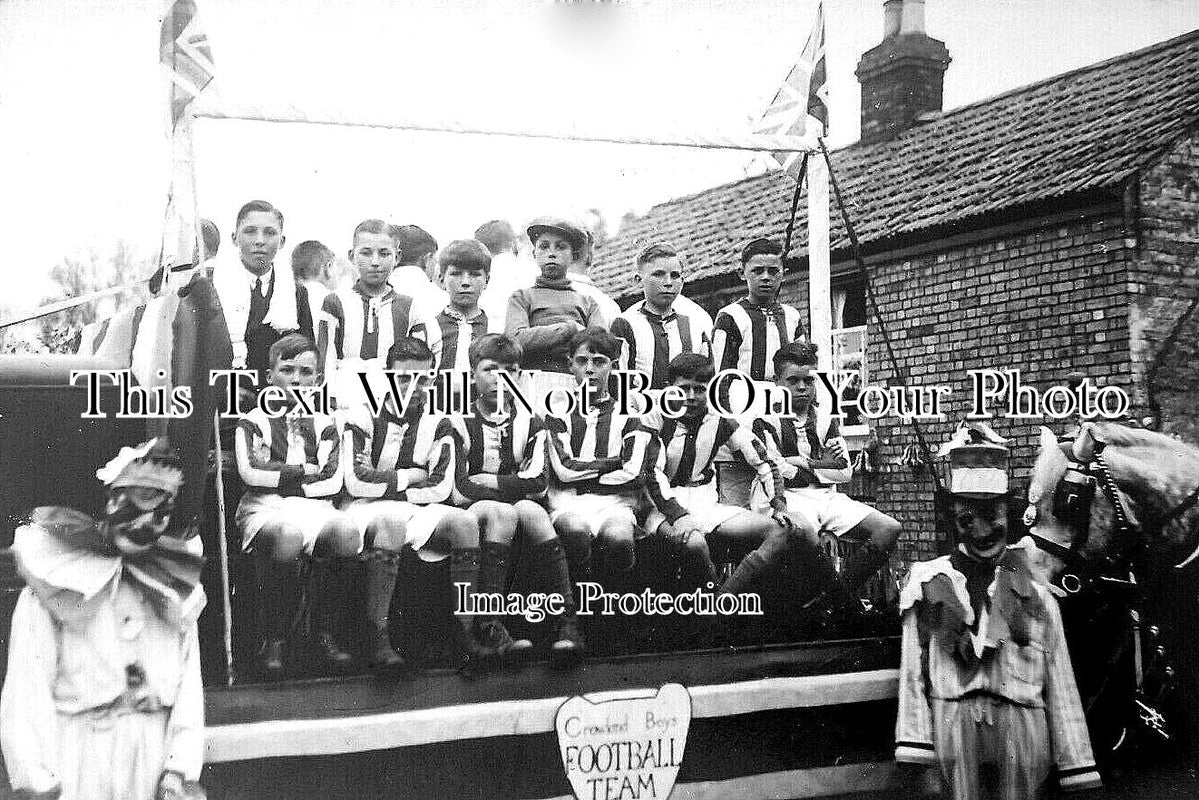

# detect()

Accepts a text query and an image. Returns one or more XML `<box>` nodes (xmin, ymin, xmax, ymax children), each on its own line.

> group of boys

<box><xmin>215</xmin><ymin>200</ymin><xmax>900</xmax><ymax>680</ymax></box>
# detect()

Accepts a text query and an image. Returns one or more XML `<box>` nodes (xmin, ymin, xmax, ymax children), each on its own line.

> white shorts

<box><xmin>753</xmin><ymin>484</ymin><xmax>873</xmax><ymax>538</ymax></box>
<box><xmin>341</xmin><ymin>499</ymin><xmax>458</xmax><ymax>560</ymax></box>
<box><xmin>645</xmin><ymin>482</ymin><xmax>745</xmax><ymax>537</ymax></box>
<box><xmin>548</xmin><ymin>489</ymin><xmax>639</xmax><ymax>537</ymax></box>
<box><xmin>237</xmin><ymin>493</ymin><xmax>355</xmax><ymax>554</ymax></box>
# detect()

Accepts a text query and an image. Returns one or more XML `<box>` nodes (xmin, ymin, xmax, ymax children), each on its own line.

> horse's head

<box><xmin>1027</xmin><ymin>423</ymin><xmax>1199</xmax><ymax>588</ymax></box>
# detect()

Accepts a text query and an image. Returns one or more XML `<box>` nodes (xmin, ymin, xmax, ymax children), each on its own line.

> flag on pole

<box><xmin>752</xmin><ymin>1</ymin><xmax>827</xmax><ymax>171</ymax></box>
<box><xmin>160</xmin><ymin>0</ymin><xmax>215</xmax><ymax>128</ymax></box>
<box><xmin>159</xmin><ymin>0</ymin><xmax>215</xmax><ymax>278</ymax></box>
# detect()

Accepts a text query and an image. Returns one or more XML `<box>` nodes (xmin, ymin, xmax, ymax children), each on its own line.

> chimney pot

<box><xmin>856</xmin><ymin>0</ymin><xmax>950</xmax><ymax>143</ymax></box>
<box><xmin>900</xmin><ymin>0</ymin><xmax>927</xmax><ymax>34</ymax></box>
<box><xmin>883</xmin><ymin>0</ymin><xmax>903</xmax><ymax>37</ymax></box>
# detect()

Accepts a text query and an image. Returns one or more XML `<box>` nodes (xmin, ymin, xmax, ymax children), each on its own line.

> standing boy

<box><xmin>545</xmin><ymin>327</ymin><xmax>646</xmax><ymax>585</ymax></box>
<box><xmin>319</xmin><ymin>219</ymin><xmax>427</xmax><ymax>405</ymax></box>
<box><xmin>292</xmin><ymin>239</ymin><xmax>335</xmax><ymax>328</ymax></box>
<box><xmin>234</xmin><ymin>334</ymin><xmax>360</xmax><ymax>678</ymax></box>
<box><xmin>611</xmin><ymin>243</ymin><xmax>713</xmax><ymax>390</ymax></box>
<box><xmin>389</xmin><ymin>224</ymin><xmax>450</xmax><ymax>311</ymax></box>
<box><xmin>212</xmin><ymin>200</ymin><xmax>315</xmax><ymax>379</ymax></box>
<box><xmin>640</xmin><ymin>354</ymin><xmax>811</xmax><ymax>597</ymax></box>
<box><xmin>452</xmin><ymin>334</ymin><xmax>585</xmax><ymax>668</ymax></box>
<box><xmin>712</xmin><ymin>238</ymin><xmax>805</xmax><ymax>383</ymax></box>
<box><xmin>753</xmin><ymin>342</ymin><xmax>901</xmax><ymax>610</ymax></box>
<box><xmin>341</xmin><ymin>337</ymin><xmax>489</xmax><ymax>672</ymax></box>
<box><xmin>506</xmin><ymin>218</ymin><xmax>605</xmax><ymax>396</ymax></box>
<box><xmin>426</xmin><ymin>239</ymin><xmax>503</xmax><ymax>380</ymax></box>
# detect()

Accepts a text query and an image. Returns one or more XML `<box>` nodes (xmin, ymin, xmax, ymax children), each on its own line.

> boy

<box><xmin>292</xmin><ymin>239</ymin><xmax>335</xmax><ymax>327</ymax></box>
<box><xmin>389</xmin><ymin>223</ymin><xmax>450</xmax><ymax>311</ymax></box>
<box><xmin>640</xmin><ymin>353</ymin><xmax>812</xmax><ymax>597</ymax></box>
<box><xmin>712</xmin><ymin>238</ymin><xmax>805</xmax><ymax>383</ymax></box>
<box><xmin>319</xmin><ymin>219</ymin><xmax>427</xmax><ymax>405</ymax></box>
<box><xmin>896</xmin><ymin>426</ymin><xmax>1101</xmax><ymax>799</ymax></box>
<box><xmin>452</xmin><ymin>334</ymin><xmax>585</xmax><ymax>668</ymax></box>
<box><xmin>506</xmin><ymin>218</ymin><xmax>605</xmax><ymax>395</ymax></box>
<box><xmin>234</xmin><ymin>334</ymin><xmax>360</xmax><ymax>678</ymax></box>
<box><xmin>212</xmin><ymin>200</ymin><xmax>315</xmax><ymax>378</ymax></box>
<box><xmin>611</xmin><ymin>243</ymin><xmax>713</xmax><ymax>389</ymax></box>
<box><xmin>341</xmin><ymin>337</ymin><xmax>489</xmax><ymax>672</ymax></box>
<box><xmin>426</xmin><ymin>239</ymin><xmax>502</xmax><ymax>379</ymax></box>
<box><xmin>545</xmin><ymin>327</ymin><xmax>645</xmax><ymax>583</ymax></box>
<box><xmin>753</xmin><ymin>342</ymin><xmax>901</xmax><ymax>609</ymax></box>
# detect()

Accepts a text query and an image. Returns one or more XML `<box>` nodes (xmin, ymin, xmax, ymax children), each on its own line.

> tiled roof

<box><xmin>593</xmin><ymin>29</ymin><xmax>1199</xmax><ymax>299</ymax></box>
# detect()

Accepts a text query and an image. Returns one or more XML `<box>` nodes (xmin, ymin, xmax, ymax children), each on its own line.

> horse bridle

<box><xmin>1026</xmin><ymin>442</ymin><xmax>1140</xmax><ymax>595</ymax></box>
<box><xmin>1028</xmin><ymin>439</ymin><xmax>1199</xmax><ymax>593</ymax></box>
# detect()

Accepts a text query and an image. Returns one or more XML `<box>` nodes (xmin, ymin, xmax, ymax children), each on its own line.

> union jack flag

<box><xmin>753</xmin><ymin>1</ymin><xmax>827</xmax><ymax>171</ymax></box>
<box><xmin>160</xmin><ymin>0</ymin><xmax>215</xmax><ymax>127</ymax></box>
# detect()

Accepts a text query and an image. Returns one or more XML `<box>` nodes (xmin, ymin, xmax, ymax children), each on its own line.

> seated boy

<box><xmin>611</xmin><ymin>243</ymin><xmax>713</xmax><ymax>390</ymax></box>
<box><xmin>452</xmin><ymin>333</ymin><xmax>585</xmax><ymax>669</ymax></box>
<box><xmin>341</xmin><ymin>337</ymin><xmax>488</xmax><ymax>673</ymax></box>
<box><xmin>640</xmin><ymin>353</ymin><xmax>813</xmax><ymax>597</ymax></box>
<box><xmin>753</xmin><ymin>342</ymin><xmax>901</xmax><ymax>609</ymax></box>
<box><xmin>506</xmin><ymin>218</ymin><xmax>605</xmax><ymax>397</ymax></box>
<box><xmin>426</xmin><ymin>239</ymin><xmax>503</xmax><ymax>380</ymax></box>
<box><xmin>234</xmin><ymin>333</ymin><xmax>361</xmax><ymax>678</ymax></box>
<box><xmin>545</xmin><ymin>327</ymin><xmax>646</xmax><ymax>584</ymax></box>
<box><xmin>319</xmin><ymin>219</ymin><xmax>427</xmax><ymax>405</ymax></box>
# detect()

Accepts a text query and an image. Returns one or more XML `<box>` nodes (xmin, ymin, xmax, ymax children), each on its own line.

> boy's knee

<box><xmin>366</xmin><ymin>515</ymin><xmax>406</xmax><ymax>552</ymax></box>
<box><xmin>319</xmin><ymin>516</ymin><xmax>362</xmax><ymax>557</ymax></box>
<box><xmin>442</xmin><ymin>509</ymin><xmax>479</xmax><ymax>548</ymax></box>
<box><xmin>257</xmin><ymin>522</ymin><xmax>305</xmax><ymax>562</ymax></box>
<box><xmin>875</xmin><ymin>515</ymin><xmax>902</xmax><ymax>548</ymax></box>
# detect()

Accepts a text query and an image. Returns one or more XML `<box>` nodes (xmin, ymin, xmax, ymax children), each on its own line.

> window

<box><xmin>831</xmin><ymin>277</ymin><xmax>868</xmax><ymax>437</ymax></box>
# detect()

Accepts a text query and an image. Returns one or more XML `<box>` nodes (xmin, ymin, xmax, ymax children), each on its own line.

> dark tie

<box><xmin>247</xmin><ymin>277</ymin><xmax>268</xmax><ymax>333</ymax></box>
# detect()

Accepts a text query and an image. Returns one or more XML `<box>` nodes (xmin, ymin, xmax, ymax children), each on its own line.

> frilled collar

<box><xmin>13</xmin><ymin>507</ymin><xmax>205</xmax><ymax>627</ymax></box>
<box><xmin>901</xmin><ymin>538</ymin><xmax>1044</xmax><ymax>666</ymax></box>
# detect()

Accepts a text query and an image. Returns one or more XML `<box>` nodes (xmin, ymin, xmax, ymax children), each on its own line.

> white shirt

<box><xmin>569</xmin><ymin>272</ymin><xmax>620</xmax><ymax>325</ymax></box>
<box><xmin>479</xmin><ymin>251</ymin><xmax>538</xmax><ymax>325</ymax></box>
<box><xmin>388</xmin><ymin>264</ymin><xmax>449</xmax><ymax>318</ymax></box>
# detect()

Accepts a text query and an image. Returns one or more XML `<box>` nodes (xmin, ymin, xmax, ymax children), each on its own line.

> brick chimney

<box><xmin>856</xmin><ymin>0</ymin><xmax>951</xmax><ymax>143</ymax></box>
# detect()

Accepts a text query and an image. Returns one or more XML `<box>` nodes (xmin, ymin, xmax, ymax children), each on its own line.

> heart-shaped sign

<box><xmin>556</xmin><ymin>683</ymin><xmax>692</xmax><ymax>800</ymax></box>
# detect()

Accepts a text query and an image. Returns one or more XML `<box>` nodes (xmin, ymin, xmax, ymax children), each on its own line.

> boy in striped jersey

<box><xmin>711</xmin><ymin>238</ymin><xmax>805</xmax><ymax>384</ymax></box>
<box><xmin>545</xmin><ymin>328</ymin><xmax>646</xmax><ymax>585</ymax></box>
<box><xmin>340</xmin><ymin>337</ymin><xmax>482</xmax><ymax>673</ymax></box>
<box><xmin>234</xmin><ymin>334</ymin><xmax>360</xmax><ymax>678</ymax></box>
<box><xmin>426</xmin><ymin>239</ymin><xmax>501</xmax><ymax>379</ymax></box>
<box><xmin>453</xmin><ymin>334</ymin><xmax>585</xmax><ymax>669</ymax></box>
<box><xmin>319</xmin><ymin>219</ymin><xmax>427</xmax><ymax>405</ymax></box>
<box><xmin>610</xmin><ymin>243</ymin><xmax>713</xmax><ymax>390</ymax></box>
<box><xmin>753</xmin><ymin>342</ymin><xmax>900</xmax><ymax>610</ymax></box>
<box><xmin>640</xmin><ymin>353</ymin><xmax>814</xmax><ymax>597</ymax></box>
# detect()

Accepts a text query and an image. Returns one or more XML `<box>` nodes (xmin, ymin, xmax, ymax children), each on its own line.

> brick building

<box><xmin>592</xmin><ymin>13</ymin><xmax>1199</xmax><ymax>561</ymax></box>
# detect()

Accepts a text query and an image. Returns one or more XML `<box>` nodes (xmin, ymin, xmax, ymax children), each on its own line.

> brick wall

<box><xmin>764</xmin><ymin>210</ymin><xmax>1136</xmax><ymax>564</ymax></box>
<box><xmin>1128</xmin><ymin>130</ymin><xmax>1199</xmax><ymax>444</ymax></box>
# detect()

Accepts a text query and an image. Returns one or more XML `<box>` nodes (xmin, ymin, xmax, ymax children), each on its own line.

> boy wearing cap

<box><xmin>712</xmin><ymin>238</ymin><xmax>805</xmax><ymax>384</ymax></box>
<box><xmin>426</xmin><ymin>239</ymin><xmax>502</xmax><ymax>379</ymax></box>
<box><xmin>506</xmin><ymin>218</ymin><xmax>606</xmax><ymax>394</ymax></box>
<box><xmin>2</xmin><ymin>438</ymin><xmax>206</xmax><ymax>800</ymax></box>
<box><xmin>611</xmin><ymin>243</ymin><xmax>714</xmax><ymax>389</ymax></box>
<box><xmin>895</xmin><ymin>423</ymin><xmax>1101</xmax><ymax>799</ymax></box>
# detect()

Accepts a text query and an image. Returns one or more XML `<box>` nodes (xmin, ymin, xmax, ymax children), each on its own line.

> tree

<box><xmin>35</xmin><ymin>242</ymin><xmax>153</xmax><ymax>354</ymax></box>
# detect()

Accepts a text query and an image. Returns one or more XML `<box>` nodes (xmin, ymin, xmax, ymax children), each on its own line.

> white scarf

<box><xmin>213</xmin><ymin>256</ymin><xmax>299</xmax><ymax>368</ymax></box>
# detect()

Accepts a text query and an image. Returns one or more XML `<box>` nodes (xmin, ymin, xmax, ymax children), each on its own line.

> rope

<box><xmin>817</xmin><ymin>140</ymin><xmax>943</xmax><ymax>496</ymax></box>
<box><xmin>0</xmin><ymin>280</ymin><xmax>147</xmax><ymax>330</ymax></box>
<box><xmin>193</xmin><ymin>104</ymin><xmax>819</xmax><ymax>154</ymax></box>
<box><xmin>782</xmin><ymin>154</ymin><xmax>810</xmax><ymax>260</ymax></box>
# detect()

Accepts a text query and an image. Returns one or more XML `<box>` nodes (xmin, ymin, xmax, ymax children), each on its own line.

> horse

<box><xmin>1026</xmin><ymin>422</ymin><xmax>1199</xmax><ymax>763</ymax></box>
